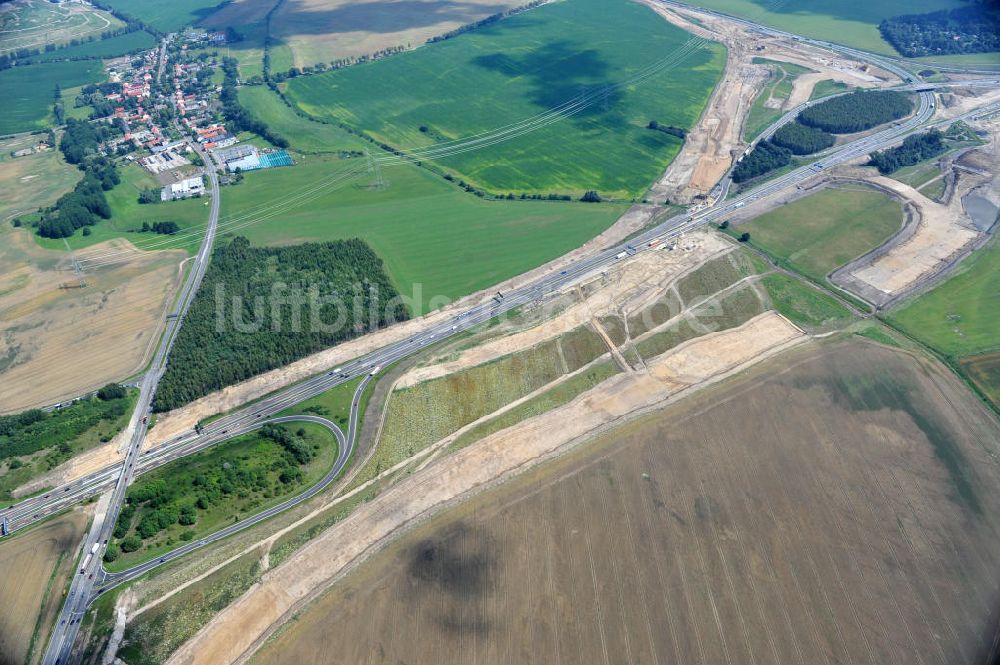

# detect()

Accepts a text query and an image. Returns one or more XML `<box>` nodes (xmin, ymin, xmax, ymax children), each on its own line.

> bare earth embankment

<box><xmin>249</xmin><ymin>339</ymin><xmax>1000</xmax><ymax>665</ymax></box>
<box><xmin>166</xmin><ymin>309</ymin><xmax>806</xmax><ymax>665</ymax></box>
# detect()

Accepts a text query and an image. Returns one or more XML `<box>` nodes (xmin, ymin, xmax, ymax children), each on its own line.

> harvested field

<box><xmin>0</xmin><ymin>230</ymin><xmax>184</xmax><ymax>413</ymax></box>
<box><xmin>0</xmin><ymin>134</ymin><xmax>81</xmax><ymax>224</ymax></box>
<box><xmin>250</xmin><ymin>339</ymin><xmax>1000</xmax><ymax>665</ymax></box>
<box><xmin>207</xmin><ymin>0</ymin><xmax>525</xmax><ymax>68</ymax></box>
<box><xmin>0</xmin><ymin>508</ymin><xmax>90</xmax><ymax>665</ymax></box>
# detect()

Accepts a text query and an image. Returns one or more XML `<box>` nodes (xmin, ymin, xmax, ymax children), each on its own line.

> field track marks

<box><xmin>758</xmin><ymin>409</ymin><xmax>858</xmax><ymax>665</ymax></box>
<box><xmin>698</xmin><ymin>419</ymin><xmax>796</xmax><ymax>665</ymax></box>
<box><xmin>851</xmin><ymin>438</ymin><xmax>972</xmax><ymax>664</ymax></box>
<box><xmin>707</xmin><ymin>415</ymin><xmax>811</xmax><ymax>665</ymax></box>
<box><xmin>575</xmin><ymin>480</ymin><xmax>611</xmax><ymax>665</ymax></box>
<box><xmin>608</xmin><ymin>464</ymin><xmax>661</xmax><ymax>665</ymax></box>
<box><xmin>672</xmin><ymin>450</ymin><xmax>736</xmax><ymax>665</ymax></box>
<box><xmin>635</xmin><ymin>445</ymin><xmax>702</xmax><ymax>665</ymax></box>
<box><xmin>807</xmin><ymin>433</ymin><xmax>920</xmax><ymax>665</ymax></box>
<box><xmin>589</xmin><ymin>465</ymin><xmax>636</xmax><ymax>665</ymax></box>
<box><xmin>881</xmin><ymin>462</ymin><xmax>994</xmax><ymax>659</ymax></box>
<box><xmin>793</xmin><ymin>419</ymin><xmax>897</xmax><ymax>665</ymax></box>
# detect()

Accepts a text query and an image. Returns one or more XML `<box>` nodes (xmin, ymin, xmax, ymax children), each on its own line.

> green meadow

<box><xmin>238</xmin><ymin>86</ymin><xmax>367</xmax><ymax>154</ymax></box>
<box><xmin>737</xmin><ymin>187</ymin><xmax>902</xmax><ymax>284</ymax></box>
<box><xmin>889</xmin><ymin>237</ymin><xmax>1000</xmax><ymax>359</ymax></box>
<box><xmin>1</xmin><ymin>60</ymin><xmax>103</xmax><ymax>135</ymax></box>
<box><xmin>683</xmin><ymin>0</ymin><xmax>972</xmax><ymax>55</ymax></box>
<box><xmin>34</xmin><ymin>162</ymin><xmax>211</xmax><ymax>252</ymax></box>
<box><xmin>284</xmin><ymin>0</ymin><xmax>725</xmax><ymax>198</ymax></box>
<box><xmin>217</xmin><ymin>157</ymin><xmax>624</xmax><ymax>310</ymax></box>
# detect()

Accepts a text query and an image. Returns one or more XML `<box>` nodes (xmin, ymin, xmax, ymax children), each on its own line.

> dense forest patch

<box><xmin>869</xmin><ymin>129</ymin><xmax>946</xmax><ymax>174</ymax></box>
<box><xmin>798</xmin><ymin>90</ymin><xmax>913</xmax><ymax>134</ymax></box>
<box><xmin>770</xmin><ymin>122</ymin><xmax>835</xmax><ymax>155</ymax></box>
<box><xmin>880</xmin><ymin>6</ymin><xmax>1000</xmax><ymax>57</ymax></box>
<box><xmin>154</xmin><ymin>237</ymin><xmax>407</xmax><ymax>411</ymax></box>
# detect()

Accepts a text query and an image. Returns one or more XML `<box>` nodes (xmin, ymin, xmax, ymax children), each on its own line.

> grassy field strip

<box><xmin>1</xmin><ymin>60</ymin><xmax>104</xmax><ymax>134</ymax></box>
<box><xmin>734</xmin><ymin>186</ymin><xmax>904</xmax><ymax>286</ymax></box>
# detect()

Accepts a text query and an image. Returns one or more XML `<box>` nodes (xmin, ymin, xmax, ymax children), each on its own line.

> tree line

<box><xmin>220</xmin><ymin>56</ymin><xmax>289</xmax><ymax>148</ymax></box>
<box><xmin>153</xmin><ymin>236</ymin><xmax>409</xmax><ymax>411</ymax></box>
<box><xmin>880</xmin><ymin>6</ymin><xmax>1000</xmax><ymax>58</ymax></box>
<box><xmin>36</xmin><ymin>119</ymin><xmax>121</xmax><ymax>239</ymax></box>
<box><xmin>0</xmin><ymin>385</ymin><xmax>130</xmax><ymax>462</ymax></box>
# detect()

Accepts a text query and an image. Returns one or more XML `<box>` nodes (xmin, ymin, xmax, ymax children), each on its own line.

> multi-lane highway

<box><xmin>13</xmin><ymin>19</ymin><xmax>999</xmax><ymax>663</ymax></box>
<box><xmin>40</xmin><ymin>137</ymin><xmax>222</xmax><ymax>664</ymax></box>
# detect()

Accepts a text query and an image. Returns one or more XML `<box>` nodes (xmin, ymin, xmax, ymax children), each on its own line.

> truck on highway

<box><xmin>615</xmin><ymin>251</ymin><xmax>628</xmax><ymax>260</ymax></box>
<box><xmin>80</xmin><ymin>543</ymin><xmax>98</xmax><ymax>573</ymax></box>
<box><xmin>647</xmin><ymin>239</ymin><xmax>662</xmax><ymax>248</ymax></box>
<box><xmin>370</xmin><ymin>366</ymin><xmax>381</xmax><ymax>376</ymax></box>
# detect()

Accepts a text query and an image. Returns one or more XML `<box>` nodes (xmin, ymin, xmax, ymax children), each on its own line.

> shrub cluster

<box><xmin>869</xmin><ymin>129</ymin><xmax>946</xmax><ymax>174</ymax></box>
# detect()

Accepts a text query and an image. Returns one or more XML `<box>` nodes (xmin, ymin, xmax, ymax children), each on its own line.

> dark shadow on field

<box><xmin>265</xmin><ymin>0</ymin><xmax>512</xmax><ymax>36</ymax></box>
<box><xmin>788</xmin><ymin>347</ymin><xmax>982</xmax><ymax>515</ymax></box>
<box><xmin>472</xmin><ymin>40</ymin><xmax>625</xmax><ymax>121</ymax></box>
<box><xmin>737</xmin><ymin>0</ymin><xmax>903</xmax><ymax>25</ymax></box>
<box><xmin>403</xmin><ymin>521</ymin><xmax>494</xmax><ymax>636</ymax></box>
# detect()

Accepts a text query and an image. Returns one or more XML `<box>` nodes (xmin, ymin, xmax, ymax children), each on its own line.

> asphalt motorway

<box><xmin>39</xmin><ymin>138</ymin><xmax>222</xmax><ymax>665</ymax></box>
<box><xmin>11</xmin><ymin>91</ymin><xmax>999</xmax><ymax>545</ymax></box>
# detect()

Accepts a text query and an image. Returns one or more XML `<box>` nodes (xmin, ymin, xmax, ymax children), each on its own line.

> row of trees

<box><xmin>36</xmin><ymin>119</ymin><xmax>122</xmax><ymax>238</ymax></box>
<box><xmin>219</xmin><ymin>57</ymin><xmax>289</xmax><ymax>148</ymax></box>
<box><xmin>153</xmin><ymin>237</ymin><xmax>408</xmax><ymax>411</ymax></box>
<box><xmin>798</xmin><ymin>90</ymin><xmax>912</xmax><ymax>134</ymax></box>
<box><xmin>869</xmin><ymin>129</ymin><xmax>946</xmax><ymax>174</ymax></box>
<box><xmin>646</xmin><ymin>120</ymin><xmax>686</xmax><ymax>139</ymax></box>
<box><xmin>880</xmin><ymin>6</ymin><xmax>1000</xmax><ymax>57</ymax></box>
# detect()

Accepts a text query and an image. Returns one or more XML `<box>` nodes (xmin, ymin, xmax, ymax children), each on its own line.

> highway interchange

<box><xmin>2</xmin><ymin>8</ymin><xmax>996</xmax><ymax>663</ymax></box>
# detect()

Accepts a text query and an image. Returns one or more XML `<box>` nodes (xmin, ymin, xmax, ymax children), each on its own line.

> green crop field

<box><xmin>28</xmin><ymin>30</ymin><xmax>157</xmax><ymax>63</ymax></box>
<box><xmin>744</xmin><ymin>58</ymin><xmax>814</xmax><ymax>141</ymax></box>
<box><xmin>684</xmin><ymin>0</ymin><xmax>973</xmax><ymax>55</ymax></box>
<box><xmin>238</xmin><ymin>86</ymin><xmax>367</xmax><ymax>154</ymax></box>
<box><xmin>33</xmin><ymin>162</ymin><xmax>211</xmax><ymax>253</ymax></box>
<box><xmin>738</xmin><ymin>187</ymin><xmax>903</xmax><ymax>283</ymax></box>
<box><xmin>889</xmin><ymin>237</ymin><xmax>1000</xmax><ymax>358</ymax></box>
<box><xmin>284</xmin><ymin>0</ymin><xmax>725</xmax><ymax>198</ymax></box>
<box><xmin>218</xmin><ymin>157</ymin><xmax>623</xmax><ymax>310</ymax></box>
<box><xmin>97</xmin><ymin>0</ymin><xmax>224</xmax><ymax>32</ymax></box>
<box><xmin>1</xmin><ymin>60</ymin><xmax>104</xmax><ymax>135</ymax></box>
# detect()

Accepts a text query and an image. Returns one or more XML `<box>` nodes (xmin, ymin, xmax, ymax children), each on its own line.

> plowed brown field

<box><xmin>251</xmin><ymin>339</ymin><xmax>1000</xmax><ymax>665</ymax></box>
